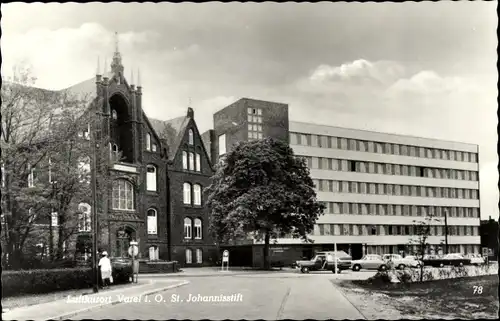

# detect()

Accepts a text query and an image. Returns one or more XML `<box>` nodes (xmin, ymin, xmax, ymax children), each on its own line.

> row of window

<box><xmin>248</xmin><ymin>107</ymin><xmax>263</xmax><ymax>140</ymax></box>
<box><xmin>311</xmin><ymin>224</ymin><xmax>480</xmax><ymax>237</ymax></box>
<box><xmin>320</xmin><ymin>202</ymin><xmax>480</xmax><ymax>218</ymax></box>
<box><xmin>182</xmin><ymin>151</ymin><xmax>202</xmax><ymax>172</ymax></box>
<box><xmin>147</xmin><ymin>247</ymin><xmax>204</xmax><ymax>263</ymax></box>
<box><xmin>364</xmin><ymin>244</ymin><xmax>479</xmax><ymax>256</ymax></box>
<box><xmin>185</xmin><ymin>248</ymin><xmax>203</xmax><ymax>264</ymax></box>
<box><xmin>302</xmin><ymin>156</ymin><xmax>479</xmax><ymax>181</ymax></box>
<box><xmin>184</xmin><ymin>217</ymin><xmax>203</xmax><ymax>239</ymax></box>
<box><xmin>313</xmin><ymin>179</ymin><xmax>480</xmax><ymax>200</ymax></box>
<box><xmin>290</xmin><ymin>132</ymin><xmax>478</xmax><ymax>163</ymax></box>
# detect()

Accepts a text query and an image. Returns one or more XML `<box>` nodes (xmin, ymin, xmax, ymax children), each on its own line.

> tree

<box><xmin>408</xmin><ymin>211</ymin><xmax>442</xmax><ymax>282</ymax></box>
<box><xmin>1</xmin><ymin>66</ymin><xmax>113</xmax><ymax>268</ymax></box>
<box><xmin>205</xmin><ymin>137</ymin><xmax>325</xmax><ymax>269</ymax></box>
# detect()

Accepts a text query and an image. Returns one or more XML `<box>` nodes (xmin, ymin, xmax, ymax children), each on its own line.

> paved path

<box><xmin>72</xmin><ymin>274</ymin><xmax>366</xmax><ymax>320</ymax></box>
<box><xmin>2</xmin><ymin>279</ymin><xmax>188</xmax><ymax>321</ymax></box>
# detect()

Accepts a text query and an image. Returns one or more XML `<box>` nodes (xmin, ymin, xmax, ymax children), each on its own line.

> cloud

<box><xmin>1</xmin><ymin>23</ymin><xmax>195</xmax><ymax>90</ymax></box>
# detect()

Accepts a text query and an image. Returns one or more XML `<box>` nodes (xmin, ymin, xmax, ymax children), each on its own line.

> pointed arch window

<box><xmin>193</xmin><ymin>184</ymin><xmax>202</xmax><ymax>206</ymax></box>
<box><xmin>149</xmin><ymin>246</ymin><xmax>159</xmax><ymax>260</ymax></box>
<box><xmin>112</xmin><ymin>179</ymin><xmax>134</xmax><ymax>210</ymax></box>
<box><xmin>188</xmin><ymin>129</ymin><xmax>194</xmax><ymax>145</ymax></box>
<box><xmin>185</xmin><ymin>248</ymin><xmax>192</xmax><ymax>264</ymax></box>
<box><xmin>78</xmin><ymin>203</ymin><xmax>92</xmax><ymax>232</ymax></box>
<box><xmin>184</xmin><ymin>218</ymin><xmax>192</xmax><ymax>239</ymax></box>
<box><xmin>146</xmin><ymin>165</ymin><xmax>157</xmax><ymax>192</ymax></box>
<box><xmin>146</xmin><ymin>133</ymin><xmax>151</xmax><ymax>151</ymax></box>
<box><xmin>28</xmin><ymin>164</ymin><xmax>35</xmax><ymax>187</ymax></box>
<box><xmin>194</xmin><ymin>218</ymin><xmax>202</xmax><ymax>239</ymax></box>
<box><xmin>195</xmin><ymin>152</ymin><xmax>201</xmax><ymax>172</ymax></box>
<box><xmin>189</xmin><ymin>152</ymin><xmax>195</xmax><ymax>170</ymax></box>
<box><xmin>196</xmin><ymin>249</ymin><xmax>202</xmax><ymax>263</ymax></box>
<box><xmin>183</xmin><ymin>183</ymin><xmax>192</xmax><ymax>204</ymax></box>
<box><xmin>147</xmin><ymin>208</ymin><xmax>157</xmax><ymax>234</ymax></box>
<box><xmin>182</xmin><ymin>151</ymin><xmax>188</xmax><ymax>170</ymax></box>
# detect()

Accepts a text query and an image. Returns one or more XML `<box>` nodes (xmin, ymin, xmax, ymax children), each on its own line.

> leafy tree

<box><xmin>408</xmin><ymin>211</ymin><xmax>442</xmax><ymax>282</ymax></box>
<box><xmin>1</xmin><ymin>67</ymin><xmax>114</xmax><ymax>268</ymax></box>
<box><xmin>205</xmin><ymin>137</ymin><xmax>325</xmax><ymax>269</ymax></box>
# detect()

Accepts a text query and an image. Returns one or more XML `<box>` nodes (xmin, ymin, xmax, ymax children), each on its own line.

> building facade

<box><xmin>206</xmin><ymin>98</ymin><xmax>482</xmax><ymax>266</ymax></box>
<box><xmin>207</xmin><ymin>98</ymin><xmax>289</xmax><ymax>162</ymax></box>
<box><xmin>150</xmin><ymin>108</ymin><xmax>217</xmax><ymax>266</ymax></box>
<box><xmin>284</xmin><ymin>121</ymin><xmax>481</xmax><ymax>259</ymax></box>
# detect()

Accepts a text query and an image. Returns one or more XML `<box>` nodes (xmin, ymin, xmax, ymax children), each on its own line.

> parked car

<box><xmin>382</xmin><ymin>254</ymin><xmax>422</xmax><ymax>269</ymax></box>
<box><xmin>404</xmin><ymin>256</ymin><xmax>424</xmax><ymax>267</ymax></box>
<box><xmin>295</xmin><ymin>251</ymin><xmax>352</xmax><ymax>274</ymax></box>
<box><xmin>466</xmin><ymin>254</ymin><xmax>486</xmax><ymax>266</ymax></box>
<box><xmin>423</xmin><ymin>253</ymin><xmax>470</xmax><ymax>267</ymax></box>
<box><xmin>351</xmin><ymin>254</ymin><xmax>388</xmax><ymax>272</ymax></box>
<box><xmin>442</xmin><ymin>253</ymin><xmax>471</xmax><ymax>266</ymax></box>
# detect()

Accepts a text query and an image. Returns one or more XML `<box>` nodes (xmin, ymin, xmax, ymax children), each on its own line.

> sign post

<box><xmin>221</xmin><ymin>250</ymin><xmax>229</xmax><ymax>272</ymax></box>
<box><xmin>129</xmin><ymin>241</ymin><xmax>139</xmax><ymax>283</ymax></box>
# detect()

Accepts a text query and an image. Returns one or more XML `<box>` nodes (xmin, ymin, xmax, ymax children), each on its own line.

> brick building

<box><xmin>149</xmin><ymin>108</ymin><xmax>217</xmax><ymax>266</ymax></box>
<box><xmin>4</xmin><ymin>43</ymin><xmax>217</xmax><ymax>267</ymax></box>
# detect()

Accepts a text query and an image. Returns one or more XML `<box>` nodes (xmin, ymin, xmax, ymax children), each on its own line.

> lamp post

<box><xmin>90</xmin><ymin>104</ymin><xmax>100</xmax><ymax>293</ymax></box>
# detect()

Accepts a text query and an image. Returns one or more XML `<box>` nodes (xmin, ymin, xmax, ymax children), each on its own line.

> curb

<box><xmin>44</xmin><ymin>280</ymin><xmax>190</xmax><ymax>321</ymax></box>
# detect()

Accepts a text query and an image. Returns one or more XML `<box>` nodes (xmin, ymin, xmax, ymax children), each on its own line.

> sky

<box><xmin>2</xmin><ymin>2</ymin><xmax>498</xmax><ymax>220</ymax></box>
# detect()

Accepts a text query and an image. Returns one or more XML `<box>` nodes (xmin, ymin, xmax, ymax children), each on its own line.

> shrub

<box><xmin>2</xmin><ymin>268</ymin><xmax>93</xmax><ymax>297</ymax></box>
<box><xmin>396</xmin><ymin>270</ymin><xmax>413</xmax><ymax>284</ymax></box>
<box><xmin>365</xmin><ymin>271</ymin><xmax>392</xmax><ymax>285</ymax></box>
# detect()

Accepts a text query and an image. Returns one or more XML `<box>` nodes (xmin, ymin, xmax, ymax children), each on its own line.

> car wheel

<box><xmin>301</xmin><ymin>267</ymin><xmax>309</xmax><ymax>274</ymax></box>
<box><xmin>379</xmin><ymin>265</ymin><xmax>387</xmax><ymax>271</ymax></box>
<box><xmin>398</xmin><ymin>264</ymin><xmax>406</xmax><ymax>270</ymax></box>
<box><xmin>352</xmin><ymin>264</ymin><xmax>361</xmax><ymax>272</ymax></box>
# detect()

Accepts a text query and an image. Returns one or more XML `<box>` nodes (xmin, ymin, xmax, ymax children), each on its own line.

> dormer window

<box><xmin>112</xmin><ymin>109</ymin><xmax>118</xmax><ymax>120</ymax></box>
<box><xmin>188</xmin><ymin>129</ymin><xmax>194</xmax><ymax>145</ymax></box>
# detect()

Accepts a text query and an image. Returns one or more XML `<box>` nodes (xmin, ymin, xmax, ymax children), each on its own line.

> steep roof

<box><xmin>149</xmin><ymin>116</ymin><xmax>190</xmax><ymax>161</ymax></box>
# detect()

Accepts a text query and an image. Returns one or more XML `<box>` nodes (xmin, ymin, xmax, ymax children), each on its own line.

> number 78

<box><xmin>473</xmin><ymin>286</ymin><xmax>483</xmax><ymax>294</ymax></box>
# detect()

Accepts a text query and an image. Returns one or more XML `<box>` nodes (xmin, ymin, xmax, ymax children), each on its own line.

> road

<box><xmin>72</xmin><ymin>271</ymin><xmax>369</xmax><ymax>320</ymax></box>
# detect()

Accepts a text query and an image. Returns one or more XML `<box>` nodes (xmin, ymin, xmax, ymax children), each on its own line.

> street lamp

<box><xmin>90</xmin><ymin>102</ymin><xmax>100</xmax><ymax>293</ymax></box>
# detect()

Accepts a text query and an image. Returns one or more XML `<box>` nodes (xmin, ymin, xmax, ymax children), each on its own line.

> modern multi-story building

<box><xmin>206</xmin><ymin>98</ymin><xmax>482</xmax><ymax>266</ymax></box>
<box><xmin>202</xmin><ymin>98</ymin><xmax>289</xmax><ymax>163</ymax></box>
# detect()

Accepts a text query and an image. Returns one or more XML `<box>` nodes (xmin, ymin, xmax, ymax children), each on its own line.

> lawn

<box><xmin>337</xmin><ymin>275</ymin><xmax>499</xmax><ymax>320</ymax></box>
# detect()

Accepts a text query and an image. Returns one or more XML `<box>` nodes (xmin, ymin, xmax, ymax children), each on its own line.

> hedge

<box><xmin>2</xmin><ymin>268</ymin><xmax>93</xmax><ymax>297</ymax></box>
<box><xmin>357</xmin><ymin>264</ymin><xmax>497</xmax><ymax>286</ymax></box>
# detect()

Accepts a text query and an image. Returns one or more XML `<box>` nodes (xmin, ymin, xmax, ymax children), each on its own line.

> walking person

<box><xmin>98</xmin><ymin>251</ymin><xmax>112</xmax><ymax>288</ymax></box>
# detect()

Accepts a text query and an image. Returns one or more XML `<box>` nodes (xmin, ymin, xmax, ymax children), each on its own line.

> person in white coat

<box><xmin>98</xmin><ymin>251</ymin><xmax>112</xmax><ymax>288</ymax></box>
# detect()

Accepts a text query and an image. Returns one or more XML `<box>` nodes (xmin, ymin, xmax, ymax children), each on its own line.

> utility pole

<box><xmin>444</xmin><ymin>209</ymin><xmax>449</xmax><ymax>254</ymax></box>
<box><xmin>90</xmin><ymin>104</ymin><xmax>99</xmax><ymax>293</ymax></box>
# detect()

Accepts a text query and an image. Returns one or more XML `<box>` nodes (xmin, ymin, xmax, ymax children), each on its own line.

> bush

<box><xmin>2</xmin><ymin>268</ymin><xmax>93</xmax><ymax>297</ymax></box>
<box><xmin>365</xmin><ymin>271</ymin><xmax>392</xmax><ymax>285</ymax></box>
<box><xmin>395</xmin><ymin>270</ymin><xmax>413</xmax><ymax>284</ymax></box>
